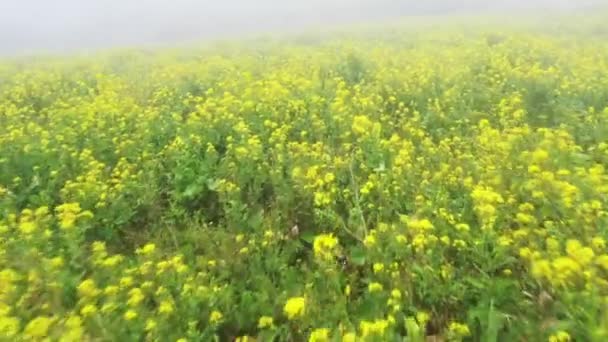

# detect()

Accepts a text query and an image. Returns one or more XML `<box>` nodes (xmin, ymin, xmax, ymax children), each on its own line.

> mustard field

<box><xmin>1</xmin><ymin>16</ymin><xmax>608</xmax><ymax>341</ymax></box>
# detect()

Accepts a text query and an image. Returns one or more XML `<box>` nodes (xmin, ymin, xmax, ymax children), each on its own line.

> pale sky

<box><xmin>0</xmin><ymin>0</ymin><xmax>602</xmax><ymax>54</ymax></box>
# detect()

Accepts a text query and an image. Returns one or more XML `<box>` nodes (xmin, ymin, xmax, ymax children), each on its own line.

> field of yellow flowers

<box><xmin>1</xmin><ymin>16</ymin><xmax>608</xmax><ymax>341</ymax></box>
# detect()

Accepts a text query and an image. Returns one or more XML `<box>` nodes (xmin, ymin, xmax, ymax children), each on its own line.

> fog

<box><xmin>0</xmin><ymin>0</ymin><xmax>603</xmax><ymax>55</ymax></box>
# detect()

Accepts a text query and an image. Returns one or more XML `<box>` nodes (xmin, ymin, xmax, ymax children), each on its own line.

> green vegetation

<box><xmin>1</xmin><ymin>14</ymin><xmax>608</xmax><ymax>341</ymax></box>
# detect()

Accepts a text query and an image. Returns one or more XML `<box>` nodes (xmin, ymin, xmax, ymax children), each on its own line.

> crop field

<box><xmin>1</xmin><ymin>15</ymin><xmax>608</xmax><ymax>341</ymax></box>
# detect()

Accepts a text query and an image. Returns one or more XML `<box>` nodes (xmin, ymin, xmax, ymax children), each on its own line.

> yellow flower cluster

<box><xmin>1</xmin><ymin>13</ymin><xmax>608</xmax><ymax>341</ymax></box>
<box><xmin>530</xmin><ymin>238</ymin><xmax>608</xmax><ymax>288</ymax></box>
<box><xmin>284</xmin><ymin>297</ymin><xmax>306</xmax><ymax>320</ymax></box>
<box><xmin>359</xmin><ymin>319</ymin><xmax>390</xmax><ymax>338</ymax></box>
<box><xmin>313</xmin><ymin>233</ymin><xmax>339</xmax><ymax>261</ymax></box>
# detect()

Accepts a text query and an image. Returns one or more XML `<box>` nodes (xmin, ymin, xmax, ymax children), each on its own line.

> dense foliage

<box><xmin>1</xmin><ymin>17</ymin><xmax>608</xmax><ymax>341</ymax></box>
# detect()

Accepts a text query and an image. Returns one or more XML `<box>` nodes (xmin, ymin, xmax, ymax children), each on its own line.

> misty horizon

<box><xmin>0</xmin><ymin>0</ymin><xmax>604</xmax><ymax>55</ymax></box>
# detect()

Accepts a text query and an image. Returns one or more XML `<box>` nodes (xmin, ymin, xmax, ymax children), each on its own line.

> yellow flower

<box><xmin>159</xmin><ymin>300</ymin><xmax>175</xmax><ymax>315</ymax></box>
<box><xmin>531</xmin><ymin>149</ymin><xmax>549</xmax><ymax>163</ymax></box>
<box><xmin>120</xmin><ymin>276</ymin><xmax>134</xmax><ymax>288</ymax></box>
<box><xmin>313</xmin><ymin>233</ymin><xmax>339</xmax><ymax>261</ymax></box>
<box><xmin>546</xmin><ymin>238</ymin><xmax>560</xmax><ymax>252</ymax></box>
<box><xmin>61</xmin><ymin>315</ymin><xmax>84</xmax><ymax>342</ymax></box>
<box><xmin>80</xmin><ymin>304</ymin><xmax>98</xmax><ymax>316</ymax></box>
<box><xmin>455</xmin><ymin>223</ymin><xmax>470</xmax><ymax>232</ymax></box>
<box><xmin>101</xmin><ymin>302</ymin><xmax>118</xmax><ymax>314</ymax></box>
<box><xmin>360</xmin><ymin>319</ymin><xmax>389</xmax><ymax>337</ymax></box>
<box><xmin>314</xmin><ymin>191</ymin><xmax>332</xmax><ymax>206</ymax></box>
<box><xmin>448</xmin><ymin>322</ymin><xmax>471</xmax><ymax>337</ymax></box>
<box><xmin>391</xmin><ymin>289</ymin><xmax>402</xmax><ymax>299</ymax></box>
<box><xmin>145</xmin><ymin>319</ymin><xmax>157</xmax><ymax>331</ymax></box>
<box><xmin>102</xmin><ymin>255</ymin><xmax>124</xmax><ymax>267</ymax></box>
<box><xmin>531</xmin><ymin>259</ymin><xmax>552</xmax><ymax>280</ymax></box>
<box><xmin>264</xmin><ymin>230</ymin><xmax>275</xmax><ymax>239</ymax></box>
<box><xmin>56</xmin><ymin>202</ymin><xmax>85</xmax><ymax>230</ymax></box>
<box><xmin>342</xmin><ymin>332</ymin><xmax>357</xmax><ymax>342</ymax></box>
<box><xmin>440</xmin><ymin>235</ymin><xmax>451</xmax><ymax>245</ymax></box>
<box><xmin>124</xmin><ymin>310</ymin><xmax>138</xmax><ymax>321</ymax></box>
<box><xmin>596</xmin><ymin>255</ymin><xmax>608</xmax><ymax>270</ymax></box>
<box><xmin>368</xmin><ymin>282</ymin><xmax>383</xmax><ymax>293</ymax></box>
<box><xmin>416</xmin><ymin>311</ymin><xmax>430</xmax><ymax>326</ymax></box>
<box><xmin>363</xmin><ymin>234</ymin><xmax>377</xmax><ymax>247</ymax></box>
<box><xmin>516</xmin><ymin>213</ymin><xmax>536</xmax><ymax>225</ymax></box>
<box><xmin>0</xmin><ymin>316</ymin><xmax>20</xmax><ymax>337</ymax></box>
<box><xmin>209</xmin><ymin>310</ymin><xmax>223</xmax><ymax>324</ymax></box>
<box><xmin>24</xmin><ymin>316</ymin><xmax>54</xmax><ymax>338</ymax></box>
<box><xmin>352</xmin><ymin>115</ymin><xmax>374</xmax><ymax>135</ymax></box>
<box><xmin>284</xmin><ymin>297</ymin><xmax>306</xmax><ymax>320</ymax></box>
<box><xmin>519</xmin><ymin>247</ymin><xmax>533</xmax><ymax>259</ymax></box>
<box><xmin>412</xmin><ymin>234</ymin><xmax>428</xmax><ymax>251</ymax></box>
<box><xmin>18</xmin><ymin>220</ymin><xmax>37</xmax><ymax>234</ymax></box>
<box><xmin>77</xmin><ymin>278</ymin><xmax>100</xmax><ymax>298</ymax></box>
<box><xmin>373</xmin><ymin>263</ymin><xmax>385</xmax><ymax>273</ymax></box>
<box><xmin>592</xmin><ymin>237</ymin><xmax>606</xmax><ymax>251</ymax></box>
<box><xmin>552</xmin><ymin>257</ymin><xmax>581</xmax><ymax>283</ymax></box>
<box><xmin>258</xmin><ymin>316</ymin><xmax>274</xmax><ymax>329</ymax></box>
<box><xmin>91</xmin><ymin>241</ymin><xmax>106</xmax><ymax>254</ymax></box>
<box><xmin>548</xmin><ymin>330</ymin><xmax>571</xmax><ymax>342</ymax></box>
<box><xmin>309</xmin><ymin>328</ymin><xmax>330</xmax><ymax>342</ymax></box>
<box><xmin>47</xmin><ymin>256</ymin><xmax>64</xmax><ymax>269</ymax></box>
<box><xmin>565</xmin><ymin>240</ymin><xmax>594</xmax><ymax>266</ymax></box>
<box><xmin>127</xmin><ymin>288</ymin><xmax>145</xmax><ymax>307</ymax></box>
<box><xmin>104</xmin><ymin>285</ymin><xmax>119</xmax><ymax>296</ymax></box>
<box><xmin>408</xmin><ymin>218</ymin><xmax>434</xmax><ymax>231</ymax></box>
<box><xmin>137</xmin><ymin>243</ymin><xmax>156</xmax><ymax>255</ymax></box>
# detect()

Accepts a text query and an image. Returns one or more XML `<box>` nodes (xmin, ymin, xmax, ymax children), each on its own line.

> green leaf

<box><xmin>468</xmin><ymin>299</ymin><xmax>505</xmax><ymax>342</ymax></box>
<box><xmin>301</xmin><ymin>231</ymin><xmax>316</xmax><ymax>244</ymax></box>
<box><xmin>350</xmin><ymin>246</ymin><xmax>367</xmax><ymax>266</ymax></box>
<box><xmin>206</xmin><ymin>178</ymin><xmax>220</xmax><ymax>191</ymax></box>
<box><xmin>373</xmin><ymin>162</ymin><xmax>386</xmax><ymax>173</ymax></box>
<box><xmin>182</xmin><ymin>183</ymin><xmax>203</xmax><ymax>198</ymax></box>
<box><xmin>485</xmin><ymin>300</ymin><xmax>503</xmax><ymax>342</ymax></box>
<box><xmin>404</xmin><ymin>318</ymin><xmax>425</xmax><ymax>342</ymax></box>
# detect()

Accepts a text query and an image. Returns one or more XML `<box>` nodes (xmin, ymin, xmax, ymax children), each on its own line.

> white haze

<box><xmin>0</xmin><ymin>0</ymin><xmax>603</xmax><ymax>55</ymax></box>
